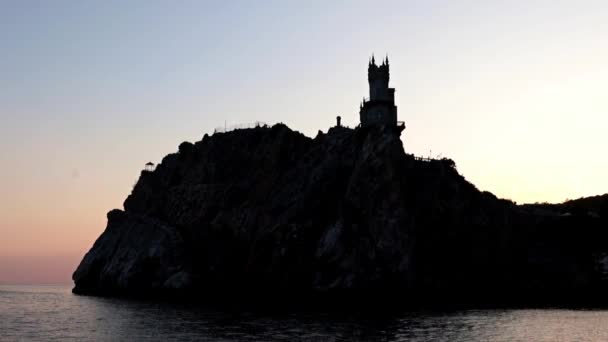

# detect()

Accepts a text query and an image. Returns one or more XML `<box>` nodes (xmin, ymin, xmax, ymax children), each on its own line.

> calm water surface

<box><xmin>1</xmin><ymin>285</ymin><xmax>608</xmax><ymax>341</ymax></box>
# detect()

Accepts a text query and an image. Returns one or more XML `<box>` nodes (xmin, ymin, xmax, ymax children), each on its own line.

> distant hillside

<box><xmin>522</xmin><ymin>195</ymin><xmax>608</xmax><ymax>219</ymax></box>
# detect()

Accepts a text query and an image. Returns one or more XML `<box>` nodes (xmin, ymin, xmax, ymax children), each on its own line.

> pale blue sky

<box><xmin>1</xmin><ymin>0</ymin><xmax>608</xmax><ymax>281</ymax></box>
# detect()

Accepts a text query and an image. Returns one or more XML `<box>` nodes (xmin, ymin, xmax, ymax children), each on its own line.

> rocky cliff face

<box><xmin>73</xmin><ymin>124</ymin><xmax>608</xmax><ymax>305</ymax></box>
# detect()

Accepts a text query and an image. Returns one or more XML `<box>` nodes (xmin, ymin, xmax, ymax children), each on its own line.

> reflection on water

<box><xmin>1</xmin><ymin>285</ymin><xmax>608</xmax><ymax>341</ymax></box>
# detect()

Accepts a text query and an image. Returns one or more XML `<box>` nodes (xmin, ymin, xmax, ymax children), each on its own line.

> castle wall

<box><xmin>370</xmin><ymin>79</ymin><xmax>389</xmax><ymax>100</ymax></box>
<box><xmin>360</xmin><ymin>102</ymin><xmax>397</xmax><ymax>126</ymax></box>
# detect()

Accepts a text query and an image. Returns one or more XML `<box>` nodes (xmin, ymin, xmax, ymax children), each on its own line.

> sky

<box><xmin>1</xmin><ymin>0</ymin><xmax>607</xmax><ymax>284</ymax></box>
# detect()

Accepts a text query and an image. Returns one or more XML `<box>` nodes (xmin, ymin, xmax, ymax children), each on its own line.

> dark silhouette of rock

<box><xmin>73</xmin><ymin>124</ymin><xmax>608</xmax><ymax>307</ymax></box>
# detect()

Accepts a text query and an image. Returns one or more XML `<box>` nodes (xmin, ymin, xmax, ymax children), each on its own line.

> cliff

<box><xmin>73</xmin><ymin>124</ymin><xmax>608</xmax><ymax>306</ymax></box>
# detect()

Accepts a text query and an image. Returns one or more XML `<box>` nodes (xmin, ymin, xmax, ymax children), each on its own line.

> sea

<box><xmin>2</xmin><ymin>285</ymin><xmax>608</xmax><ymax>341</ymax></box>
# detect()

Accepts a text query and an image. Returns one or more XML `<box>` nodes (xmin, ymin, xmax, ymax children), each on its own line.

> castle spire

<box><xmin>385</xmin><ymin>54</ymin><xmax>389</xmax><ymax>65</ymax></box>
<box><xmin>371</xmin><ymin>54</ymin><xmax>375</xmax><ymax>65</ymax></box>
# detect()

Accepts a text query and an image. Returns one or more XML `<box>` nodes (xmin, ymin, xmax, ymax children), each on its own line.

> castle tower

<box><xmin>359</xmin><ymin>55</ymin><xmax>399</xmax><ymax>127</ymax></box>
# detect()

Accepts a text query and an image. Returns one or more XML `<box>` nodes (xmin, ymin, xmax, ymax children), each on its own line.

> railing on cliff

<box><xmin>412</xmin><ymin>156</ymin><xmax>435</xmax><ymax>162</ymax></box>
<box><xmin>214</xmin><ymin>121</ymin><xmax>268</xmax><ymax>134</ymax></box>
<box><xmin>407</xmin><ymin>153</ymin><xmax>457</xmax><ymax>169</ymax></box>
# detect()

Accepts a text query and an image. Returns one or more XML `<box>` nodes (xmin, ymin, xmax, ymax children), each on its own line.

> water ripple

<box><xmin>2</xmin><ymin>285</ymin><xmax>608</xmax><ymax>341</ymax></box>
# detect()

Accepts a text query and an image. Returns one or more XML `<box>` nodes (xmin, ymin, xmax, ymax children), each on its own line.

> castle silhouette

<box><xmin>359</xmin><ymin>55</ymin><xmax>402</xmax><ymax>129</ymax></box>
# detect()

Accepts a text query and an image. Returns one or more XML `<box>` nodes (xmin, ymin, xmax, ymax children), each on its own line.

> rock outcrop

<box><xmin>73</xmin><ymin>124</ymin><xmax>608</xmax><ymax>306</ymax></box>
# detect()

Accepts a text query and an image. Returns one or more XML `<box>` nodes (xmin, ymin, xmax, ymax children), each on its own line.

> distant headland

<box><xmin>73</xmin><ymin>57</ymin><xmax>608</xmax><ymax>307</ymax></box>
